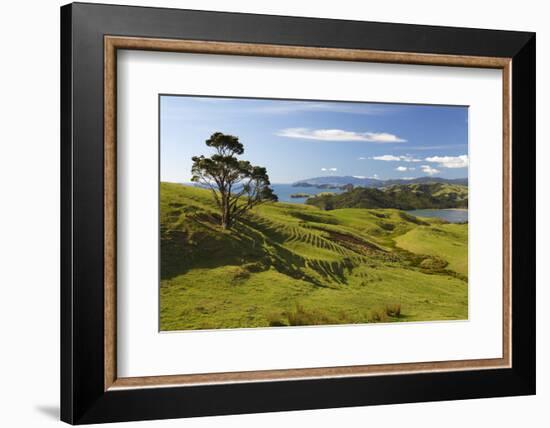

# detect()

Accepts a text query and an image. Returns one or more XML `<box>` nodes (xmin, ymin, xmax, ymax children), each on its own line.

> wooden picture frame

<box><xmin>61</xmin><ymin>2</ymin><xmax>535</xmax><ymax>424</ymax></box>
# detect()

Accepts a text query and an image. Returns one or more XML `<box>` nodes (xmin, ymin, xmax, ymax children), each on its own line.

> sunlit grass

<box><xmin>160</xmin><ymin>182</ymin><xmax>468</xmax><ymax>331</ymax></box>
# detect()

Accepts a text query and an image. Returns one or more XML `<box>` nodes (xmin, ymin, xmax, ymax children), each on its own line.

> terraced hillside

<box><xmin>160</xmin><ymin>182</ymin><xmax>468</xmax><ymax>331</ymax></box>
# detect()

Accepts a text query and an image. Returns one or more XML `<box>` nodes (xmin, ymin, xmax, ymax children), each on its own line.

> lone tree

<box><xmin>191</xmin><ymin>132</ymin><xmax>277</xmax><ymax>229</ymax></box>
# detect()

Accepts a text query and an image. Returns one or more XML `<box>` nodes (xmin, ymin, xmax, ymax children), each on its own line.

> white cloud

<box><xmin>372</xmin><ymin>155</ymin><xmax>400</xmax><ymax>161</ymax></box>
<box><xmin>321</xmin><ymin>167</ymin><xmax>338</xmax><ymax>172</ymax></box>
<box><xmin>363</xmin><ymin>132</ymin><xmax>407</xmax><ymax>143</ymax></box>
<box><xmin>401</xmin><ymin>155</ymin><xmax>422</xmax><ymax>163</ymax></box>
<box><xmin>425</xmin><ymin>155</ymin><xmax>468</xmax><ymax>168</ymax></box>
<box><xmin>358</xmin><ymin>157</ymin><xmax>367</xmax><ymax>160</ymax></box>
<box><xmin>371</xmin><ymin>155</ymin><xmax>421</xmax><ymax>162</ymax></box>
<box><xmin>395</xmin><ymin>166</ymin><xmax>415</xmax><ymax>172</ymax></box>
<box><xmin>420</xmin><ymin>165</ymin><xmax>440</xmax><ymax>176</ymax></box>
<box><xmin>352</xmin><ymin>174</ymin><xmax>379</xmax><ymax>179</ymax></box>
<box><xmin>277</xmin><ymin>128</ymin><xmax>406</xmax><ymax>143</ymax></box>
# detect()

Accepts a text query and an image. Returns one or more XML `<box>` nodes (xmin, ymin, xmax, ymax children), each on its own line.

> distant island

<box><xmin>292</xmin><ymin>183</ymin><xmax>341</xmax><ymax>189</ymax></box>
<box><xmin>306</xmin><ymin>182</ymin><xmax>468</xmax><ymax>211</ymax></box>
<box><xmin>293</xmin><ymin>176</ymin><xmax>468</xmax><ymax>189</ymax></box>
<box><xmin>290</xmin><ymin>192</ymin><xmax>312</xmax><ymax>198</ymax></box>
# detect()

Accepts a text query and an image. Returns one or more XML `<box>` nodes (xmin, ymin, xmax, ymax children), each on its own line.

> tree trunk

<box><xmin>221</xmin><ymin>214</ymin><xmax>231</xmax><ymax>229</ymax></box>
<box><xmin>221</xmin><ymin>194</ymin><xmax>231</xmax><ymax>229</ymax></box>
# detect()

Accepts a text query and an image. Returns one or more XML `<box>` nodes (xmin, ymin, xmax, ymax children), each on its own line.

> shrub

<box><xmin>266</xmin><ymin>312</ymin><xmax>287</xmax><ymax>327</ymax></box>
<box><xmin>398</xmin><ymin>211</ymin><xmax>428</xmax><ymax>225</ymax></box>
<box><xmin>323</xmin><ymin>201</ymin><xmax>334</xmax><ymax>211</ymax></box>
<box><xmin>419</xmin><ymin>256</ymin><xmax>448</xmax><ymax>271</ymax></box>
<box><xmin>369</xmin><ymin>303</ymin><xmax>402</xmax><ymax>322</ymax></box>
<box><xmin>336</xmin><ymin>310</ymin><xmax>354</xmax><ymax>323</ymax></box>
<box><xmin>385</xmin><ymin>303</ymin><xmax>401</xmax><ymax>318</ymax></box>
<box><xmin>368</xmin><ymin>309</ymin><xmax>388</xmax><ymax>323</ymax></box>
<box><xmin>378</xmin><ymin>221</ymin><xmax>395</xmax><ymax>231</ymax></box>
<box><xmin>228</xmin><ymin>266</ymin><xmax>251</xmax><ymax>281</ymax></box>
<box><xmin>284</xmin><ymin>304</ymin><xmax>333</xmax><ymax>326</ymax></box>
<box><xmin>195</xmin><ymin>306</ymin><xmax>208</xmax><ymax>314</ymax></box>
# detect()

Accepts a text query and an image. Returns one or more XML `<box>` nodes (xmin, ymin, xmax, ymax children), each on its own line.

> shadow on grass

<box><xmin>160</xmin><ymin>212</ymin><xmax>338</xmax><ymax>288</ymax></box>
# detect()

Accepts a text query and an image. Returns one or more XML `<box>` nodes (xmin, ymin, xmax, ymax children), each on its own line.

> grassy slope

<box><xmin>160</xmin><ymin>182</ymin><xmax>468</xmax><ymax>330</ymax></box>
<box><xmin>394</xmin><ymin>224</ymin><xmax>468</xmax><ymax>276</ymax></box>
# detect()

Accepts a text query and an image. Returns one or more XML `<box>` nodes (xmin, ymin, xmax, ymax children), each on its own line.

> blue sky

<box><xmin>160</xmin><ymin>95</ymin><xmax>468</xmax><ymax>184</ymax></box>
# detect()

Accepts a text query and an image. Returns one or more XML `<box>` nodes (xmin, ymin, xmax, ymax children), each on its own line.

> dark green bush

<box><xmin>419</xmin><ymin>256</ymin><xmax>448</xmax><ymax>271</ymax></box>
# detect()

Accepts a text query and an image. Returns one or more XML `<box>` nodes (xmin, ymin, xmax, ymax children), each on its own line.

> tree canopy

<box><xmin>191</xmin><ymin>132</ymin><xmax>277</xmax><ymax>229</ymax></box>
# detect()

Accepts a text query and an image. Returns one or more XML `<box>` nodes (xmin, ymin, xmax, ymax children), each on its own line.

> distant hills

<box><xmin>293</xmin><ymin>176</ymin><xmax>468</xmax><ymax>188</ymax></box>
<box><xmin>305</xmin><ymin>182</ymin><xmax>468</xmax><ymax>211</ymax></box>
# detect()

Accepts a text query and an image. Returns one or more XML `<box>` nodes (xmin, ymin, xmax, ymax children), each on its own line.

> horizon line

<box><xmin>167</xmin><ymin>175</ymin><xmax>469</xmax><ymax>185</ymax></box>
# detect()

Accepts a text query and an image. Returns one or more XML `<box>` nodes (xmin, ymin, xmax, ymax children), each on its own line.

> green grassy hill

<box><xmin>160</xmin><ymin>182</ymin><xmax>468</xmax><ymax>331</ymax></box>
<box><xmin>306</xmin><ymin>182</ymin><xmax>468</xmax><ymax>211</ymax></box>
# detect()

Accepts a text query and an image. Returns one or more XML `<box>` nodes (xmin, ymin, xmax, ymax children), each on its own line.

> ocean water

<box><xmin>405</xmin><ymin>209</ymin><xmax>468</xmax><ymax>223</ymax></box>
<box><xmin>183</xmin><ymin>183</ymin><xmax>467</xmax><ymax>221</ymax></box>
<box><xmin>271</xmin><ymin>184</ymin><xmax>344</xmax><ymax>204</ymax></box>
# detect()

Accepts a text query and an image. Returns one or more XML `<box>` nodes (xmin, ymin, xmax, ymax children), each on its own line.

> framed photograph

<box><xmin>61</xmin><ymin>2</ymin><xmax>535</xmax><ymax>424</ymax></box>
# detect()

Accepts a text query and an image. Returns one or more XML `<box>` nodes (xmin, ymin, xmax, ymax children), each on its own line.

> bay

<box><xmin>405</xmin><ymin>209</ymin><xmax>468</xmax><ymax>223</ymax></box>
<box><xmin>271</xmin><ymin>184</ymin><xmax>344</xmax><ymax>204</ymax></box>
